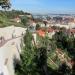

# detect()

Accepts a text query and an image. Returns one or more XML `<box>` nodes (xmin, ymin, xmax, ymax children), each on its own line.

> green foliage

<box><xmin>16</xmin><ymin>29</ymin><xmax>75</xmax><ymax>75</ymax></box>
<box><xmin>24</xmin><ymin>30</ymin><xmax>33</xmax><ymax>48</ymax></box>
<box><xmin>58</xmin><ymin>62</ymin><xmax>71</xmax><ymax>75</ymax></box>
<box><xmin>36</xmin><ymin>47</ymin><xmax>48</xmax><ymax>75</ymax></box>
<box><xmin>36</xmin><ymin>24</ymin><xmax>40</xmax><ymax>30</ymax></box>
<box><xmin>0</xmin><ymin>0</ymin><xmax>11</xmax><ymax>9</ymax></box>
<box><xmin>53</xmin><ymin>31</ymin><xmax>68</xmax><ymax>49</ymax></box>
<box><xmin>37</xmin><ymin>35</ymin><xmax>56</xmax><ymax>52</ymax></box>
<box><xmin>53</xmin><ymin>30</ymin><xmax>75</xmax><ymax>58</ymax></box>
<box><xmin>0</xmin><ymin>10</ymin><xmax>27</xmax><ymax>27</ymax></box>
<box><xmin>21</xmin><ymin>16</ymin><xmax>28</xmax><ymax>27</ymax></box>
<box><xmin>1</xmin><ymin>10</ymin><xmax>25</xmax><ymax>19</ymax></box>
<box><xmin>15</xmin><ymin>30</ymin><xmax>39</xmax><ymax>75</ymax></box>
<box><xmin>37</xmin><ymin>35</ymin><xmax>58</xmax><ymax>70</ymax></box>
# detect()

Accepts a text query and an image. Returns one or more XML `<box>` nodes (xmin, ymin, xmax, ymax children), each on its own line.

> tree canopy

<box><xmin>0</xmin><ymin>0</ymin><xmax>11</xmax><ymax>9</ymax></box>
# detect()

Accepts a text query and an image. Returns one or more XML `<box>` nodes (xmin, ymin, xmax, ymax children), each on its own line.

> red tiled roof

<box><xmin>36</xmin><ymin>29</ymin><xmax>45</xmax><ymax>37</ymax></box>
<box><xmin>70</xmin><ymin>29</ymin><xmax>75</xmax><ymax>33</ymax></box>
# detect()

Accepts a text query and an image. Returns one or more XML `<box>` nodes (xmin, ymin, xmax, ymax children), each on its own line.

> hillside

<box><xmin>0</xmin><ymin>10</ymin><xmax>31</xmax><ymax>27</ymax></box>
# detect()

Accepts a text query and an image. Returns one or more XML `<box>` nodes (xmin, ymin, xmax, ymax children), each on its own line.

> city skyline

<box><xmin>11</xmin><ymin>0</ymin><xmax>75</xmax><ymax>14</ymax></box>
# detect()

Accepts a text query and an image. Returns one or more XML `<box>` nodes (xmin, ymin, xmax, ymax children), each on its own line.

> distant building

<box><xmin>53</xmin><ymin>16</ymin><xmax>63</xmax><ymax>24</ymax></box>
<box><xmin>47</xmin><ymin>28</ymin><xmax>56</xmax><ymax>38</ymax></box>
<box><xmin>10</xmin><ymin>17</ymin><xmax>21</xmax><ymax>23</ymax></box>
<box><xmin>14</xmin><ymin>17</ymin><xmax>21</xmax><ymax>23</ymax></box>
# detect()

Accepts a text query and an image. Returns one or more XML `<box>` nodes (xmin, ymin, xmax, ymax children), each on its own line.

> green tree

<box><xmin>21</xmin><ymin>16</ymin><xmax>28</xmax><ymax>27</ymax></box>
<box><xmin>71</xmin><ymin>57</ymin><xmax>75</xmax><ymax>75</ymax></box>
<box><xmin>15</xmin><ymin>30</ymin><xmax>38</xmax><ymax>75</ymax></box>
<box><xmin>0</xmin><ymin>0</ymin><xmax>11</xmax><ymax>9</ymax></box>
<box><xmin>53</xmin><ymin>30</ymin><xmax>68</xmax><ymax>49</ymax></box>
<box><xmin>24</xmin><ymin>30</ymin><xmax>33</xmax><ymax>48</ymax></box>
<box><xmin>38</xmin><ymin>36</ymin><xmax>56</xmax><ymax>52</ymax></box>
<box><xmin>36</xmin><ymin>47</ymin><xmax>48</xmax><ymax>75</ymax></box>
<box><xmin>36</xmin><ymin>24</ymin><xmax>40</xmax><ymax>30</ymax></box>
<box><xmin>58</xmin><ymin>62</ymin><xmax>71</xmax><ymax>75</ymax></box>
